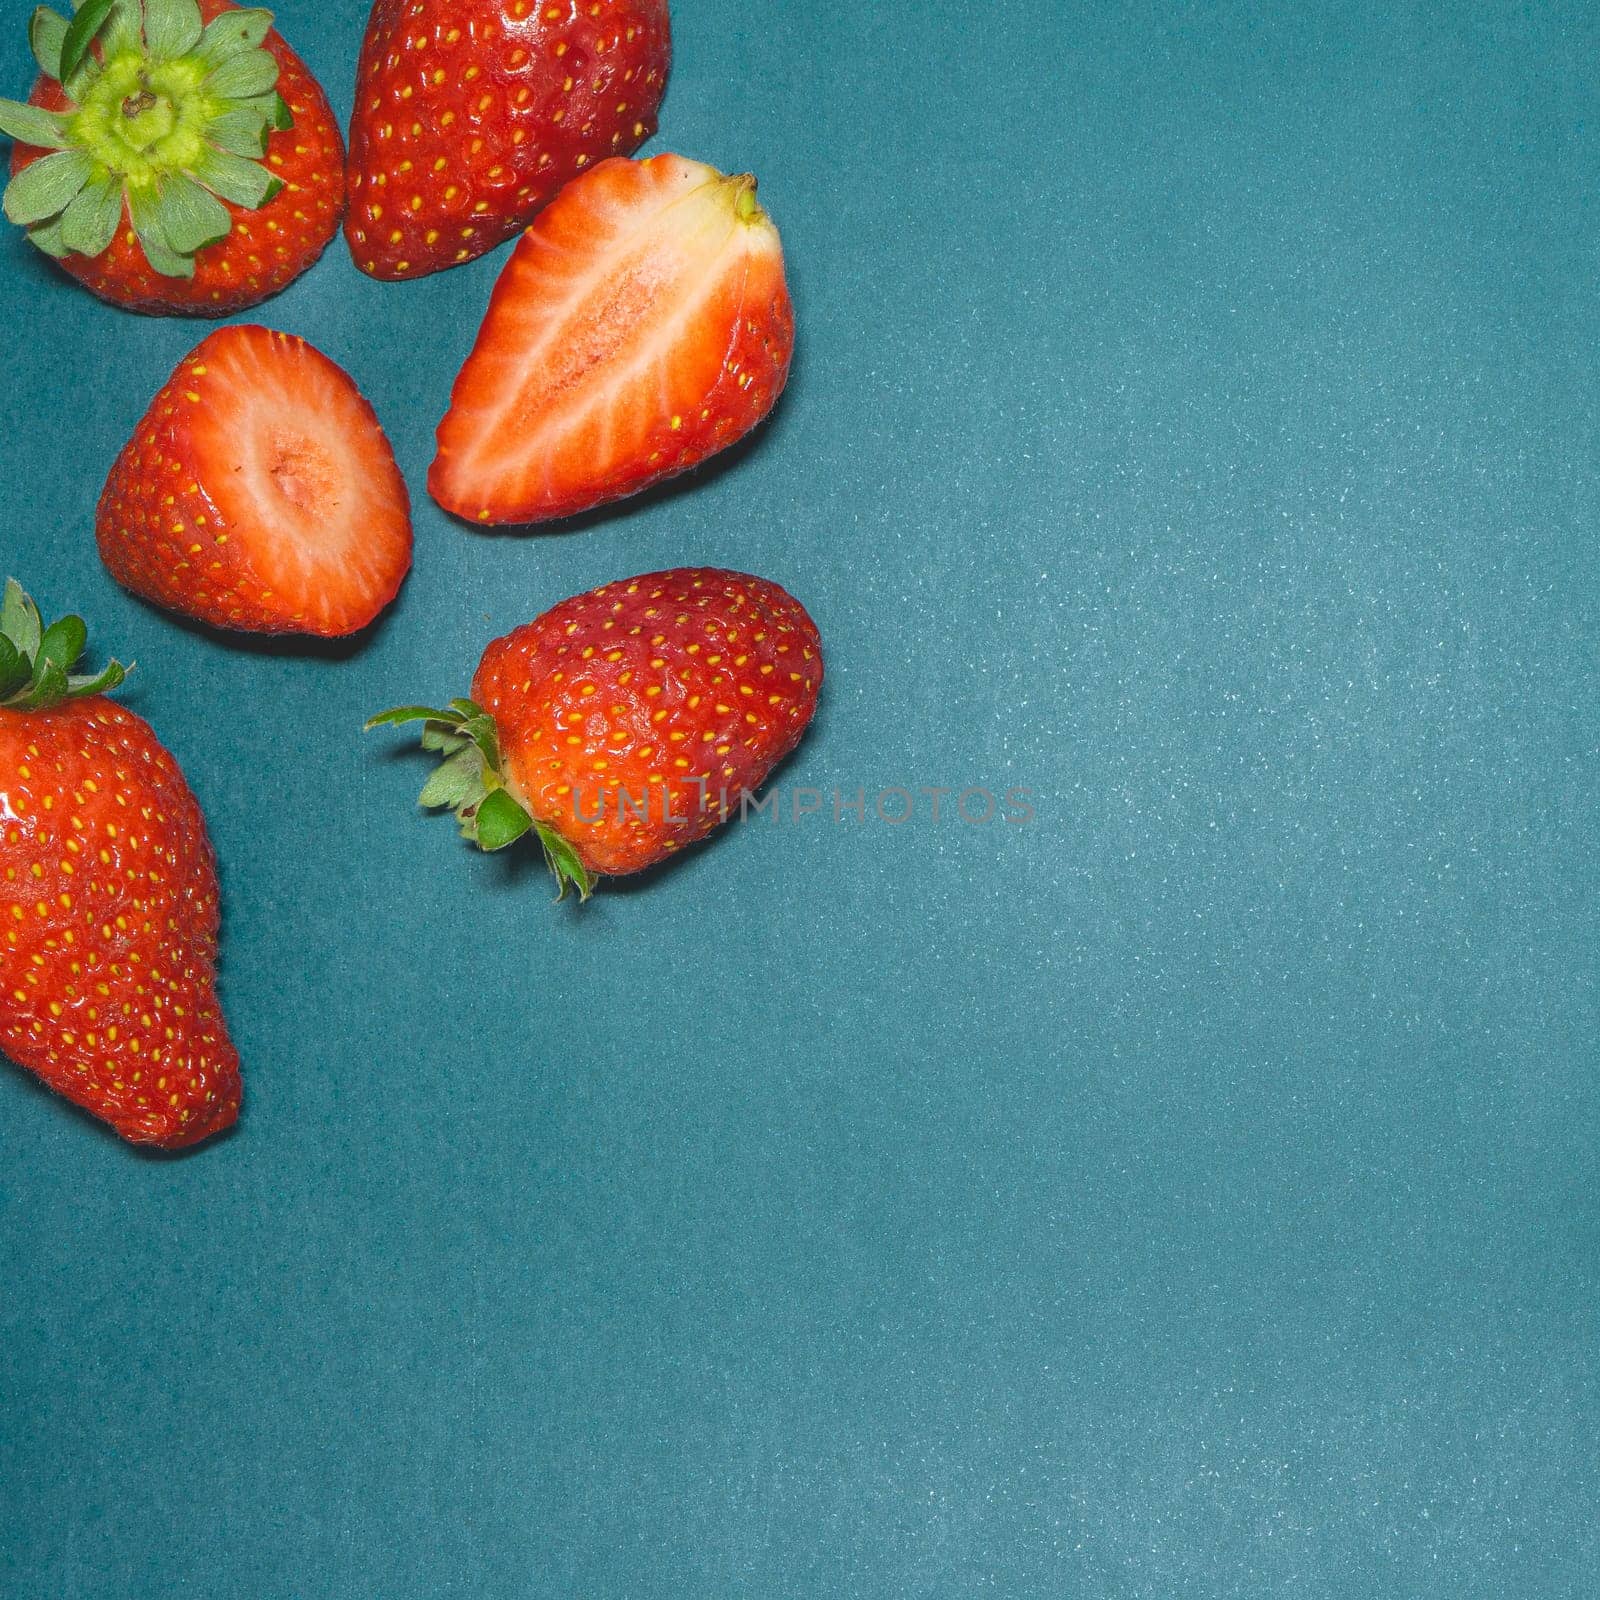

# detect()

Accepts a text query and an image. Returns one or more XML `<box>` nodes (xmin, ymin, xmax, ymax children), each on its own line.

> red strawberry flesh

<box><xmin>431</xmin><ymin>153</ymin><xmax>794</xmax><ymax>524</ymax></box>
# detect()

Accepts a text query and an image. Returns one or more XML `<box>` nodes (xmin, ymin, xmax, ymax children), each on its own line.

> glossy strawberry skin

<box><xmin>0</xmin><ymin>699</ymin><xmax>240</xmax><ymax>1148</ymax></box>
<box><xmin>9</xmin><ymin>0</ymin><xmax>345</xmax><ymax>316</ymax></box>
<box><xmin>431</xmin><ymin>153</ymin><xmax>794</xmax><ymax>524</ymax></box>
<box><xmin>473</xmin><ymin>569</ymin><xmax>821</xmax><ymax>876</ymax></box>
<box><xmin>344</xmin><ymin>0</ymin><xmax>669</xmax><ymax>280</ymax></box>
<box><xmin>96</xmin><ymin>325</ymin><xmax>413</xmax><ymax>637</ymax></box>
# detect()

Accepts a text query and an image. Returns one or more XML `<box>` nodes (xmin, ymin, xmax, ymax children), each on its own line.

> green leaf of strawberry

<box><xmin>38</xmin><ymin>612</ymin><xmax>87</xmax><ymax>670</ymax></box>
<box><xmin>365</xmin><ymin>704</ymin><xmax>459</xmax><ymax>731</ymax></box>
<box><xmin>195</xmin><ymin>7</ymin><xmax>272</xmax><ymax>63</ymax></box>
<box><xmin>205</xmin><ymin>46</ymin><xmax>278</xmax><ymax>97</ymax></box>
<box><xmin>67</xmin><ymin>658</ymin><xmax>128</xmax><ymax>698</ymax></box>
<box><xmin>364</xmin><ymin>698</ymin><xmax>592</xmax><ymax>897</ymax></box>
<box><xmin>474</xmin><ymin>789</ymin><xmax>534</xmax><ymax>852</ymax></box>
<box><xmin>59</xmin><ymin>174</ymin><xmax>122</xmax><ymax>254</ymax></box>
<box><xmin>189</xmin><ymin>144</ymin><xmax>281</xmax><ymax>208</ymax></box>
<box><xmin>30</xmin><ymin>8</ymin><xmax>69</xmax><ymax>79</ymax></box>
<box><xmin>530</xmin><ymin>821</ymin><xmax>594</xmax><ymax>902</ymax></box>
<box><xmin>142</xmin><ymin>0</ymin><xmax>203</xmax><ymax>61</ymax></box>
<box><xmin>0</xmin><ymin>0</ymin><xmax>307</xmax><ymax>285</ymax></box>
<box><xmin>0</xmin><ymin>98</ymin><xmax>71</xmax><ymax>147</ymax></box>
<box><xmin>0</xmin><ymin>636</ymin><xmax>26</xmax><ymax>700</ymax></box>
<box><xmin>126</xmin><ymin>180</ymin><xmax>194</xmax><ymax>277</ymax></box>
<box><xmin>59</xmin><ymin>0</ymin><xmax>117</xmax><ymax>82</ymax></box>
<box><xmin>3</xmin><ymin>146</ymin><xmax>91</xmax><ymax>224</ymax></box>
<box><xmin>2</xmin><ymin>579</ymin><xmax>43</xmax><ymax>662</ymax></box>
<box><xmin>20</xmin><ymin>652</ymin><xmax>70</xmax><ymax>710</ymax></box>
<box><xmin>206</xmin><ymin>106</ymin><xmax>270</xmax><ymax>157</ymax></box>
<box><xmin>417</xmin><ymin>745</ymin><xmax>485</xmax><ymax>811</ymax></box>
<box><xmin>154</xmin><ymin>171</ymin><xmax>231</xmax><ymax>254</ymax></box>
<box><xmin>0</xmin><ymin>578</ymin><xmax>131</xmax><ymax>711</ymax></box>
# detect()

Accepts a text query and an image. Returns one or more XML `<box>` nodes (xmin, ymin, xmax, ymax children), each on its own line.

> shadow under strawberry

<box><xmin>126</xmin><ymin>585</ymin><xmax>405</xmax><ymax>663</ymax></box>
<box><xmin>4</xmin><ymin>1062</ymin><xmax>242</xmax><ymax>1157</ymax></box>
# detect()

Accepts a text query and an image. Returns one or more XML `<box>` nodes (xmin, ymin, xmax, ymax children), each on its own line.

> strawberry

<box><xmin>343</xmin><ymin>0</ymin><xmax>669</xmax><ymax>281</ymax></box>
<box><xmin>430</xmin><ymin>153</ymin><xmax>792</xmax><ymax>525</ymax></box>
<box><xmin>368</xmin><ymin>568</ymin><xmax>822</xmax><ymax>895</ymax></box>
<box><xmin>0</xmin><ymin>581</ymin><xmax>240</xmax><ymax>1147</ymax></box>
<box><xmin>0</xmin><ymin>0</ymin><xmax>345</xmax><ymax>315</ymax></box>
<box><xmin>97</xmin><ymin>324</ymin><xmax>413</xmax><ymax>637</ymax></box>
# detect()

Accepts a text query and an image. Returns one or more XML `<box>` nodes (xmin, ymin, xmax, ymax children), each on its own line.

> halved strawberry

<box><xmin>97</xmin><ymin>325</ymin><xmax>412</xmax><ymax>636</ymax></box>
<box><xmin>429</xmin><ymin>152</ymin><xmax>793</xmax><ymax>525</ymax></box>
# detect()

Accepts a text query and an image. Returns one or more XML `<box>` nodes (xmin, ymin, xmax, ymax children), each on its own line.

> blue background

<box><xmin>3</xmin><ymin>0</ymin><xmax>1597</xmax><ymax>1594</ymax></box>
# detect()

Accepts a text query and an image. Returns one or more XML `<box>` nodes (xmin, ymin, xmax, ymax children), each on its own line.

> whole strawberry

<box><xmin>0</xmin><ymin>582</ymin><xmax>240</xmax><ymax>1147</ymax></box>
<box><xmin>344</xmin><ymin>0</ymin><xmax>669</xmax><ymax>280</ymax></box>
<box><xmin>0</xmin><ymin>0</ymin><xmax>345</xmax><ymax>315</ymax></box>
<box><xmin>98</xmin><ymin>324</ymin><xmax>413</xmax><ymax>637</ymax></box>
<box><xmin>369</xmin><ymin>569</ymin><xmax>822</xmax><ymax>895</ymax></box>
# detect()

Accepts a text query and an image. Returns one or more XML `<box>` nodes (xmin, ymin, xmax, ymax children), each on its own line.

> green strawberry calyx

<box><xmin>365</xmin><ymin>700</ymin><xmax>597</xmax><ymax>903</ymax></box>
<box><xmin>0</xmin><ymin>0</ymin><xmax>293</xmax><ymax>278</ymax></box>
<box><xmin>0</xmin><ymin>578</ymin><xmax>130</xmax><ymax>711</ymax></box>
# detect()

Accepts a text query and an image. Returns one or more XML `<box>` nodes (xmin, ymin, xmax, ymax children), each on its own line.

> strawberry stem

<box><xmin>731</xmin><ymin>174</ymin><xmax>762</xmax><ymax>223</ymax></box>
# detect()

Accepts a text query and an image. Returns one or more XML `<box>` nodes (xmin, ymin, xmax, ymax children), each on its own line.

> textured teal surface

<box><xmin>2</xmin><ymin>0</ymin><xmax>1597</xmax><ymax>1594</ymax></box>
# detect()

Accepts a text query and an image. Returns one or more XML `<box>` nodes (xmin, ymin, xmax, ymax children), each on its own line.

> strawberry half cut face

<box><xmin>430</xmin><ymin>153</ymin><xmax>795</xmax><ymax>526</ymax></box>
<box><xmin>96</xmin><ymin>326</ymin><xmax>412</xmax><ymax>636</ymax></box>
